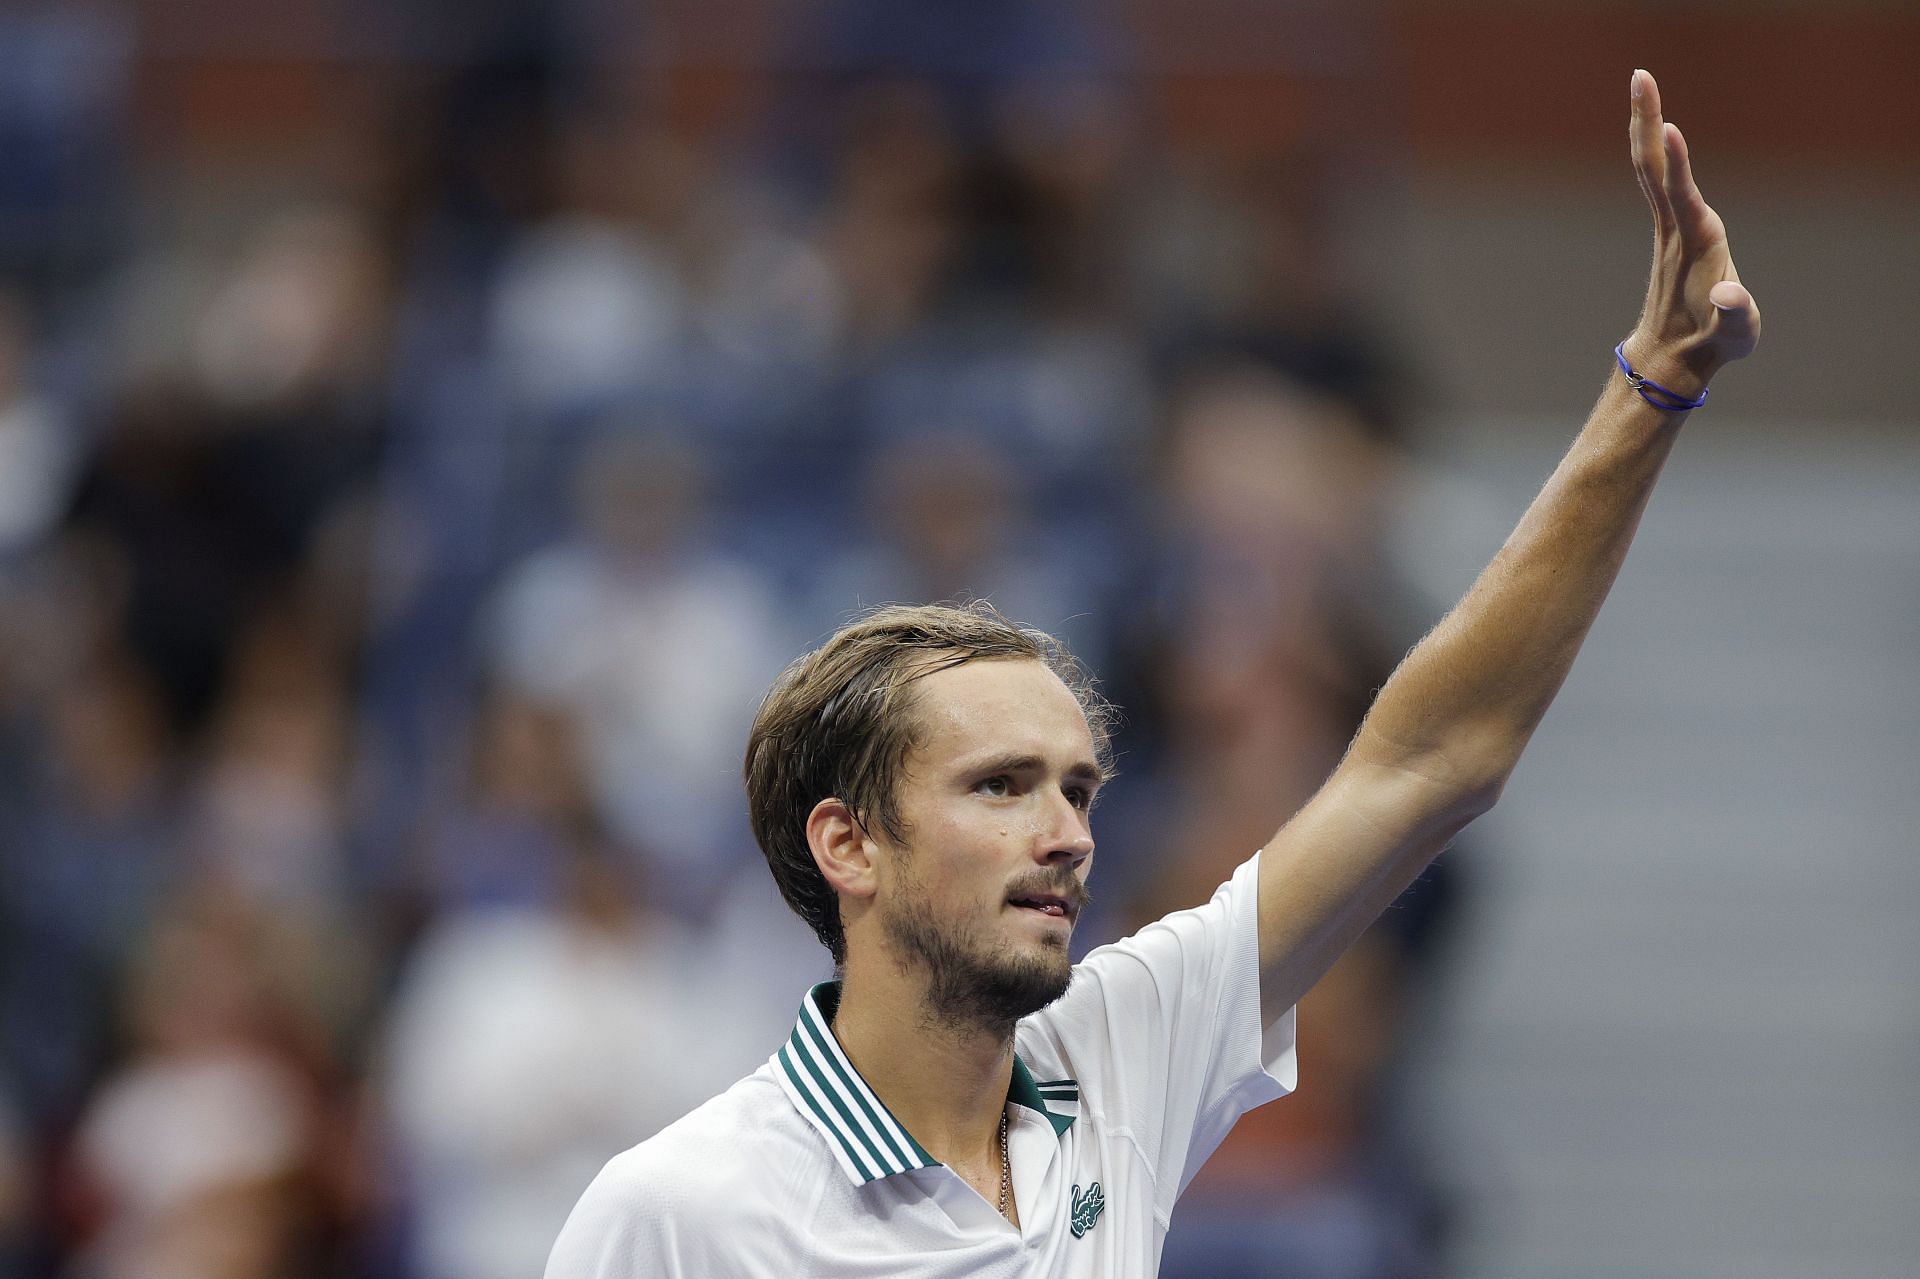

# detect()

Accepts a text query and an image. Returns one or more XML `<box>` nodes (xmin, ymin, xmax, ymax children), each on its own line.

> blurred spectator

<box><xmin>66</xmin><ymin>382</ymin><xmax>250</xmax><ymax>734</ymax></box>
<box><xmin>0</xmin><ymin>649</ymin><xmax>177</xmax><ymax>1121</ymax></box>
<box><xmin>0</xmin><ymin>4</ymin><xmax>130</xmax><ymax>294</ymax></box>
<box><xmin>180</xmin><ymin>604</ymin><xmax>355</xmax><ymax>915</ymax></box>
<box><xmin>69</xmin><ymin>203</ymin><xmax>386</xmax><ymax>730</ymax></box>
<box><xmin>1116</xmin><ymin>366</ymin><xmax>1398</xmax><ymax>884</ymax></box>
<box><xmin>809</xmin><ymin>83</ymin><xmax>965</xmax><ymax>347</ymax></box>
<box><xmin>58</xmin><ymin>895</ymin><xmax>345</xmax><ymax>1279</ymax></box>
<box><xmin>484</xmin><ymin>431</ymin><xmax>789</xmax><ymax>913</ymax></box>
<box><xmin>188</xmin><ymin>208</ymin><xmax>389</xmax><ymax>425</ymax></box>
<box><xmin>1114</xmin><ymin>366</ymin><xmax>1452</xmax><ymax>1279</ymax></box>
<box><xmin>412</xmin><ymin>685</ymin><xmax>595</xmax><ymax>912</ymax></box>
<box><xmin>1130</xmin><ymin>150</ymin><xmax>1411</xmax><ymax>438</ymax></box>
<box><xmin>0</xmin><ymin>293</ymin><xmax>82</xmax><ymax>556</ymax></box>
<box><xmin>381</xmin><ymin>843</ymin><xmax>711</xmax><ymax>1279</ymax></box>
<box><xmin>487</xmin><ymin>217</ymin><xmax>683</xmax><ymax>418</ymax></box>
<box><xmin>678</xmin><ymin>858</ymin><xmax>838</xmax><ymax>1084</ymax></box>
<box><xmin>808</xmin><ymin>428</ymin><xmax>1116</xmax><ymax>669</ymax></box>
<box><xmin>815</xmin><ymin>79</ymin><xmax>1153</xmax><ymax>474</ymax></box>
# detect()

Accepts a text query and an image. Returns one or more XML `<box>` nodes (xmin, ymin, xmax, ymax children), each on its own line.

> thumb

<box><xmin>1708</xmin><ymin>280</ymin><xmax>1760</xmax><ymax>356</ymax></box>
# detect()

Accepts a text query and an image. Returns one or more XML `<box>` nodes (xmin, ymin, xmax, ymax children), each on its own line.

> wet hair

<box><xmin>744</xmin><ymin>602</ymin><xmax>1113</xmax><ymax>965</ymax></box>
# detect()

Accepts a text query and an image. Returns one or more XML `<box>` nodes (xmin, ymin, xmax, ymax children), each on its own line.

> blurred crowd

<box><xmin>0</xmin><ymin>3</ymin><xmax>1463</xmax><ymax>1277</ymax></box>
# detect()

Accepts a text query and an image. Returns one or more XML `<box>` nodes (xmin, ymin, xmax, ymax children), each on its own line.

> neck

<box><xmin>830</xmin><ymin>958</ymin><xmax>1013</xmax><ymax>1168</ymax></box>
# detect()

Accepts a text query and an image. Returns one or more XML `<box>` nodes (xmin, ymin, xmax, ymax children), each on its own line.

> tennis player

<box><xmin>545</xmin><ymin>69</ymin><xmax>1758</xmax><ymax>1278</ymax></box>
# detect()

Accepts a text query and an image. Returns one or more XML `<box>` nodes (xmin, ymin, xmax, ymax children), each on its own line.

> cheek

<box><xmin>916</xmin><ymin>812</ymin><xmax>1013</xmax><ymax>895</ymax></box>
<box><xmin>926</xmin><ymin>803</ymin><xmax>997</xmax><ymax>847</ymax></box>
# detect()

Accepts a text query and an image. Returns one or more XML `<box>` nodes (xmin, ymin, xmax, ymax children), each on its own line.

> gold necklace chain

<box><xmin>996</xmin><ymin>1109</ymin><xmax>1011</xmax><ymax>1219</ymax></box>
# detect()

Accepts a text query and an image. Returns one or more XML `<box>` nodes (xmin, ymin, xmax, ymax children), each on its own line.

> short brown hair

<box><xmin>744</xmin><ymin>602</ymin><xmax>1114</xmax><ymax>965</ymax></box>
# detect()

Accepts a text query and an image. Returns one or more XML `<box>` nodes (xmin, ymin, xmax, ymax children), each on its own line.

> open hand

<box><xmin>1624</xmin><ymin>69</ymin><xmax>1761</xmax><ymax>395</ymax></box>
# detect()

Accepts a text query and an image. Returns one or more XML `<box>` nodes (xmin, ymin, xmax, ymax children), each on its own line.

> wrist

<box><xmin>1613</xmin><ymin>339</ymin><xmax>1710</xmax><ymax>414</ymax></box>
<box><xmin>1619</xmin><ymin>331</ymin><xmax>1717</xmax><ymax>402</ymax></box>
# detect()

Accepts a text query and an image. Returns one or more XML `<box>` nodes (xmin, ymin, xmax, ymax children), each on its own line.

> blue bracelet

<box><xmin>1614</xmin><ymin>342</ymin><xmax>1708</xmax><ymax>412</ymax></box>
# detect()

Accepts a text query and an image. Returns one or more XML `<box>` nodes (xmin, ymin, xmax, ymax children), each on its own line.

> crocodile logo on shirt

<box><xmin>1069</xmin><ymin>1182</ymin><xmax>1105</xmax><ymax>1238</ymax></box>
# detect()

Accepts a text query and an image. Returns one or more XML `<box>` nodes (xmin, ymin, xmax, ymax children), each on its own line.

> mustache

<box><xmin>1004</xmin><ymin>874</ymin><xmax>1091</xmax><ymax>911</ymax></box>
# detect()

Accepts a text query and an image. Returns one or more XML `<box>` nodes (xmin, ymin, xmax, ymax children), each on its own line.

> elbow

<box><xmin>1445</xmin><ymin>722</ymin><xmax>1529</xmax><ymax>816</ymax></box>
<box><xmin>1431</xmin><ymin>730</ymin><xmax>1519</xmax><ymax>820</ymax></box>
<box><xmin>1351</xmin><ymin>727</ymin><xmax>1515</xmax><ymax>824</ymax></box>
<box><xmin>1413</xmin><ymin>765</ymin><xmax>1505</xmax><ymax>831</ymax></box>
<box><xmin>1452</xmin><ymin>772</ymin><xmax>1508</xmax><ymax>822</ymax></box>
<box><xmin>1410</xmin><ymin>769</ymin><xmax>1505</xmax><ymax>849</ymax></box>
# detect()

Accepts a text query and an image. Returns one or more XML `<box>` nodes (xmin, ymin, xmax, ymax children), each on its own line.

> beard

<box><xmin>880</xmin><ymin>865</ymin><xmax>1079</xmax><ymax>1038</ymax></box>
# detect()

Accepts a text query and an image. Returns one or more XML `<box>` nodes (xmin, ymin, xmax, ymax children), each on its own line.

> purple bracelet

<box><xmin>1614</xmin><ymin>342</ymin><xmax>1708</xmax><ymax>412</ymax></box>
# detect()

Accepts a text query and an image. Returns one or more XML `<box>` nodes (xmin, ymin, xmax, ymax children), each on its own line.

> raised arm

<box><xmin>1255</xmin><ymin>70</ymin><xmax>1761</xmax><ymax>1022</ymax></box>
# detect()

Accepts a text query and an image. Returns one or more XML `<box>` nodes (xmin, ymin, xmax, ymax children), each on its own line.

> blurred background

<box><xmin>0</xmin><ymin>1</ymin><xmax>1914</xmax><ymax>1277</ymax></box>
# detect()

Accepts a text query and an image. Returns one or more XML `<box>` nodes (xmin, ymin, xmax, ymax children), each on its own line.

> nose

<box><xmin>1036</xmin><ymin>790</ymin><xmax>1095</xmax><ymax>866</ymax></box>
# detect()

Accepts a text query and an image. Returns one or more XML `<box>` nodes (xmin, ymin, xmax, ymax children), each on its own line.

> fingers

<box><xmin>1630</xmin><ymin>70</ymin><xmax>1674</xmax><ymax>232</ymax></box>
<box><xmin>1662</xmin><ymin>124</ymin><xmax>1698</xmax><ymax>207</ymax></box>
<box><xmin>1662</xmin><ymin>123</ymin><xmax>1720</xmax><ymax>246</ymax></box>
<box><xmin>1635</xmin><ymin>75</ymin><xmax>1723</xmax><ymax>251</ymax></box>
<box><xmin>1628</xmin><ymin>73</ymin><xmax>1759</xmax><ymax>370</ymax></box>
<box><xmin>1631</xmin><ymin>67</ymin><xmax>1661</xmax><ymax>116</ymax></box>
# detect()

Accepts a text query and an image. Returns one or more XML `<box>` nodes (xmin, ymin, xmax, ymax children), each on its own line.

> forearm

<box><xmin>1350</xmin><ymin>375</ymin><xmax>1686</xmax><ymax>801</ymax></box>
<box><xmin>1343</xmin><ymin>72</ymin><xmax>1760</xmax><ymax>811</ymax></box>
<box><xmin>1253</xmin><ymin>71</ymin><xmax>1759</xmax><ymax>1022</ymax></box>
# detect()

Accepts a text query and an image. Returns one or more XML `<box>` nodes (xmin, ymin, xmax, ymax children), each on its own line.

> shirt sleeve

<box><xmin>544</xmin><ymin>1143</ymin><xmax>733</xmax><ymax>1279</ymax></box>
<box><xmin>545</xmin><ymin>1161</ymin><xmax>671</xmax><ymax>1279</ymax></box>
<box><xmin>1025</xmin><ymin>850</ymin><xmax>1296</xmax><ymax>1224</ymax></box>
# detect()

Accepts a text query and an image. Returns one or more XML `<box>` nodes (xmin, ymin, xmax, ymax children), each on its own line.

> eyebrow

<box><xmin>966</xmin><ymin>753</ymin><xmax>1107</xmax><ymax>789</ymax></box>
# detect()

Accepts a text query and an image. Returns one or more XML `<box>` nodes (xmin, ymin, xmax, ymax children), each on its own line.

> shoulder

<box><xmin>597</xmin><ymin>1067</ymin><xmax>808</xmax><ymax>1209</ymax></box>
<box><xmin>546</xmin><ymin>1068</ymin><xmax>823</xmax><ymax>1279</ymax></box>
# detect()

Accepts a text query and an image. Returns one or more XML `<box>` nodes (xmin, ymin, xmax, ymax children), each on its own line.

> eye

<box><xmin>976</xmin><ymin>775</ymin><xmax>1013</xmax><ymax>798</ymax></box>
<box><xmin>1064</xmin><ymin>785</ymin><xmax>1096</xmax><ymax>812</ymax></box>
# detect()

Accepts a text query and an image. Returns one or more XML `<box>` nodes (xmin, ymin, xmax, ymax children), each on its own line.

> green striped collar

<box><xmin>772</xmin><ymin>980</ymin><xmax>1079</xmax><ymax>1185</ymax></box>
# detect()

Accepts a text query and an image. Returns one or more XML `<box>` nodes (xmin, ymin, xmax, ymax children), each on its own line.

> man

<box><xmin>545</xmin><ymin>70</ymin><xmax>1759</xmax><ymax>1277</ymax></box>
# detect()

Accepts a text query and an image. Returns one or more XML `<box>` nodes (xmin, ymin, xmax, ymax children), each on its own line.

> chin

<box><xmin>885</xmin><ymin>898</ymin><xmax>1076</xmax><ymax>1031</ymax></box>
<box><xmin>974</xmin><ymin>947</ymin><xmax>1073</xmax><ymax>1022</ymax></box>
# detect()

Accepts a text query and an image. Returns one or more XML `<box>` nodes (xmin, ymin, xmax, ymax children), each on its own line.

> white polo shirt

<box><xmin>546</xmin><ymin>852</ymin><xmax>1296</xmax><ymax>1278</ymax></box>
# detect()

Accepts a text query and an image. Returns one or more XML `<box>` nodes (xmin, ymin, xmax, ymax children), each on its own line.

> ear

<box><xmin>806</xmin><ymin>797</ymin><xmax>879</xmax><ymax>901</ymax></box>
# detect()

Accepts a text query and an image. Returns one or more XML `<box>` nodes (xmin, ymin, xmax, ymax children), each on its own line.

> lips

<box><xmin>1008</xmin><ymin>892</ymin><xmax>1077</xmax><ymax>920</ymax></box>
